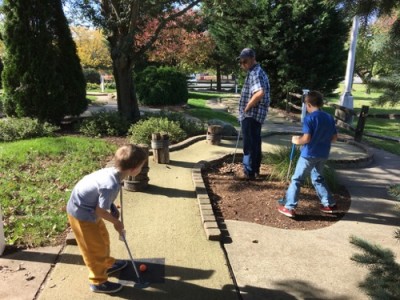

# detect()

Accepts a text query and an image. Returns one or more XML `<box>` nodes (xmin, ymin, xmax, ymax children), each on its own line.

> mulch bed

<box><xmin>202</xmin><ymin>161</ymin><xmax>351</xmax><ymax>230</ymax></box>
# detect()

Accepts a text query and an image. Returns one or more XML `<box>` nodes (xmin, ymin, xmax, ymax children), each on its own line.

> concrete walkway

<box><xmin>36</xmin><ymin>130</ymin><xmax>400</xmax><ymax>299</ymax></box>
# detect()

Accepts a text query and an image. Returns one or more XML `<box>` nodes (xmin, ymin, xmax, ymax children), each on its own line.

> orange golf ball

<box><xmin>139</xmin><ymin>264</ymin><xmax>147</xmax><ymax>272</ymax></box>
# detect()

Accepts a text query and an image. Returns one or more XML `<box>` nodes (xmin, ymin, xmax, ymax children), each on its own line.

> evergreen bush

<box><xmin>0</xmin><ymin>118</ymin><xmax>58</xmax><ymax>142</ymax></box>
<box><xmin>128</xmin><ymin>117</ymin><xmax>186</xmax><ymax>146</ymax></box>
<box><xmin>83</xmin><ymin>68</ymin><xmax>101</xmax><ymax>84</ymax></box>
<box><xmin>1</xmin><ymin>0</ymin><xmax>87</xmax><ymax>124</ymax></box>
<box><xmin>136</xmin><ymin>66</ymin><xmax>188</xmax><ymax>106</ymax></box>
<box><xmin>79</xmin><ymin>110</ymin><xmax>130</xmax><ymax>137</ymax></box>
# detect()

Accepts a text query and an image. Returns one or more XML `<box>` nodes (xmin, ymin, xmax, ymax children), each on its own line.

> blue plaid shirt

<box><xmin>239</xmin><ymin>64</ymin><xmax>270</xmax><ymax>123</ymax></box>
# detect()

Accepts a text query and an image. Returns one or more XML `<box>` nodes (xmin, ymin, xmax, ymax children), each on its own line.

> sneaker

<box><xmin>320</xmin><ymin>204</ymin><xmax>338</xmax><ymax>214</ymax></box>
<box><xmin>234</xmin><ymin>169</ymin><xmax>256</xmax><ymax>181</ymax></box>
<box><xmin>90</xmin><ymin>281</ymin><xmax>123</xmax><ymax>294</ymax></box>
<box><xmin>278</xmin><ymin>206</ymin><xmax>295</xmax><ymax>218</ymax></box>
<box><xmin>107</xmin><ymin>260</ymin><xmax>128</xmax><ymax>275</ymax></box>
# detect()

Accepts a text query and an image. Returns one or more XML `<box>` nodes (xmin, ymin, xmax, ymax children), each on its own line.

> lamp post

<box><xmin>340</xmin><ymin>16</ymin><xmax>360</xmax><ymax>123</ymax></box>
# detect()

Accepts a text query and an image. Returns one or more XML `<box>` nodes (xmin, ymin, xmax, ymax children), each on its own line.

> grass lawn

<box><xmin>324</xmin><ymin>84</ymin><xmax>399</xmax><ymax>155</ymax></box>
<box><xmin>326</xmin><ymin>83</ymin><xmax>400</xmax><ymax>114</ymax></box>
<box><xmin>187</xmin><ymin>91</ymin><xmax>239</xmax><ymax>126</ymax></box>
<box><xmin>0</xmin><ymin>136</ymin><xmax>116</xmax><ymax>247</ymax></box>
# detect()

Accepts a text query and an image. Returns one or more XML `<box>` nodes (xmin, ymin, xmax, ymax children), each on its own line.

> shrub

<box><xmin>262</xmin><ymin>146</ymin><xmax>338</xmax><ymax>192</ymax></box>
<box><xmin>0</xmin><ymin>118</ymin><xmax>58</xmax><ymax>142</ymax></box>
<box><xmin>79</xmin><ymin>110</ymin><xmax>130</xmax><ymax>137</ymax></box>
<box><xmin>128</xmin><ymin>117</ymin><xmax>186</xmax><ymax>146</ymax></box>
<box><xmin>156</xmin><ymin>111</ymin><xmax>205</xmax><ymax>137</ymax></box>
<box><xmin>136</xmin><ymin>66</ymin><xmax>188</xmax><ymax>106</ymax></box>
<box><xmin>388</xmin><ymin>184</ymin><xmax>400</xmax><ymax>202</ymax></box>
<box><xmin>83</xmin><ymin>68</ymin><xmax>101</xmax><ymax>84</ymax></box>
<box><xmin>86</xmin><ymin>83</ymin><xmax>100</xmax><ymax>90</ymax></box>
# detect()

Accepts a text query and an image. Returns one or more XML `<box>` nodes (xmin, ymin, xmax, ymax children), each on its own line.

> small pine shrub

<box><xmin>79</xmin><ymin>110</ymin><xmax>130</xmax><ymax>137</ymax></box>
<box><xmin>0</xmin><ymin>118</ymin><xmax>58</xmax><ymax>142</ymax></box>
<box><xmin>388</xmin><ymin>184</ymin><xmax>400</xmax><ymax>202</ymax></box>
<box><xmin>128</xmin><ymin>117</ymin><xmax>186</xmax><ymax>146</ymax></box>
<box><xmin>136</xmin><ymin>66</ymin><xmax>188</xmax><ymax>106</ymax></box>
<box><xmin>262</xmin><ymin>146</ymin><xmax>338</xmax><ymax>191</ymax></box>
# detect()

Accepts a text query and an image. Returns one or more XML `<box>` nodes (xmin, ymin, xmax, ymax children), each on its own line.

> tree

<box><xmin>1</xmin><ymin>0</ymin><xmax>87</xmax><ymax>124</ymax></box>
<box><xmin>205</xmin><ymin>0</ymin><xmax>349</xmax><ymax>104</ymax></box>
<box><xmin>146</xmin><ymin>10</ymin><xmax>215</xmax><ymax>73</ymax></box>
<box><xmin>71</xmin><ymin>0</ymin><xmax>201</xmax><ymax>122</ymax></box>
<box><xmin>71</xmin><ymin>26</ymin><xmax>112</xmax><ymax>70</ymax></box>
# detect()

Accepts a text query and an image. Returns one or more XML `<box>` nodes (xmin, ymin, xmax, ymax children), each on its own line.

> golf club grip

<box><xmin>290</xmin><ymin>144</ymin><xmax>296</xmax><ymax>160</ymax></box>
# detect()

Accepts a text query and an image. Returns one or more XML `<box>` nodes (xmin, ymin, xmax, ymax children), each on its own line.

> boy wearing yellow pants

<box><xmin>67</xmin><ymin>144</ymin><xmax>147</xmax><ymax>294</ymax></box>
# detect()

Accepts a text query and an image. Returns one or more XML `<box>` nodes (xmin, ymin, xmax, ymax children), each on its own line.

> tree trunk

<box><xmin>216</xmin><ymin>64</ymin><xmax>222</xmax><ymax>92</ymax></box>
<box><xmin>112</xmin><ymin>56</ymin><xmax>140</xmax><ymax>122</ymax></box>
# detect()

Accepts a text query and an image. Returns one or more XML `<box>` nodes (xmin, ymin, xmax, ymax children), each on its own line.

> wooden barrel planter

<box><xmin>206</xmin><ymin>125</ymin><xmax>223</xmax><ymax>145</ymax></box>
<box><xmin>123</xmin><ymin>144</ymin><xmax>150</xmax><ymax>192</ymax></box>
<box><xmin>151</xmin><ymin>132</ymin><xmax>170</xmax><ymax>164</ymax></box>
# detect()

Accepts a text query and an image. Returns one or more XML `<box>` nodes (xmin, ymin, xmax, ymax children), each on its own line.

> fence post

<box><xmin>354</xmin><ymin>105</ymin><xmax>369</xmax><ymax>142</ymax></box>
<box><xmin>0</xmin><ymin>205</ymin><xmax>5</xmax><ymax>255</ymax></box>
<box><xmin>210</xmin><ymin>80</ymin><xmax>213</xmax><ymax>90</ymax></box>
<box><xmin>100</xmin><ymin>74</ymin><xmax>105</xmax><ymax>92</ymax></box>
<box><xmin>301</xmin><ymin>89</ymin><xmax>309</xmax><ymax>123</ymax></box>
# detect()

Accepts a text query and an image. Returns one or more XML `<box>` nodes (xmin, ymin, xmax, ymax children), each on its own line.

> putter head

<box><xmin>134</xmin><ymin>281</ymin><xmax>150</xmax><ymax>289</ymax></box>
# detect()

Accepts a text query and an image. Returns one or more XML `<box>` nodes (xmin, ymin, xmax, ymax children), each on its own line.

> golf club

<box><xmin>286</xmin><ymin>143</ymin><xmax>296</xmax><ymax>182</ymax></box>
<box><xmin>119</xmin><ymin>182</ymin><xmax>124</xmax><ymax>226</ymax></box>
<box><xmin>121</xmin><ymin>233</ymin><xmax>150</xmax><ymax>289</ymax></box>
<box><xmin>228</xmin><ymin>124</ymin><xmax>241</xmax><ymax>174</ymax></box>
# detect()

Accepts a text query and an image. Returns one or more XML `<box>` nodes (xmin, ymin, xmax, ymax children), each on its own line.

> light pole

<box><xmin>340</xmin><ymin>16</ymin><xmax>360</xmax><ymax>122</ymax></box>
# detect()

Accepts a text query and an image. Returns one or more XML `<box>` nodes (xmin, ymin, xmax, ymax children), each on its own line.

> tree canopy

<box><xmin>70</xmin><ymin>0</ymin><xmax>201</xmax><ymax>121</ymax></box>
<box><xmin>205</xmin><ymin>0</ymin><xmax>349</xmax><ymax>104</ymax></box>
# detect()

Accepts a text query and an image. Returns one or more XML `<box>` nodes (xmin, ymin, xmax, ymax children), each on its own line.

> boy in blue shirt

<box><xmin>278</xmin><ymin>91</ymin><xmax>338</xmax><ymax>218</ymax></box>
<box><xmin>67</xmin><ymin>144</ymin><xmax>147</xmax><ymax>293</ymax></box>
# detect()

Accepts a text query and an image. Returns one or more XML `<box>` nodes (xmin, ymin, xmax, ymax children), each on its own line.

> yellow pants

<box><xmin>68</xmin><ymin>215</ymin><xmax>116</xmax><ymax>285</ymax></box>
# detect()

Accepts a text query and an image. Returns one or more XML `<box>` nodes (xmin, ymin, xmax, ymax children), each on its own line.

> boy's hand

<box><xmin>110</xmin><ymin>203</ymin><xmax>120</xmax><ymax>219</ymax></box>
<box><xmin>292</xmin><ymin>136</ymin><xmax>300</xmax><ymax>145</ymax></box>
<box><xmin>113</xmin><ymin>220</ymin><xmax>124</xmax><ymax>235</ymax></box>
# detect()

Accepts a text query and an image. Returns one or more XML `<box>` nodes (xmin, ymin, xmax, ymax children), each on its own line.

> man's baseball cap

<box><xmin>237</xmin><ymin>48</ymin><xmax>255</xmax><ymax>60</ymax></box>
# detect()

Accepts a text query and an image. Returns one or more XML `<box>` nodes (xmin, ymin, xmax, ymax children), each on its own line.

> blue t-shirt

<box><xmin>66</xmin><ymin>167</ymin><xmax>121</xmax><ymax>222</ymax></box>
<box><xmin>301</xmin><ymin>110</ymin><xmax>337</xmax><ymax>159</ymax></box>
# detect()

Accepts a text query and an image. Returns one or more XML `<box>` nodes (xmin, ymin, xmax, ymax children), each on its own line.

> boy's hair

<box><xmin>114</xmin><ymin>144</ymin><xmax>147</xmax><ymax>171</ymax></box>
<box><xmin>305</xmin><ymin>91</ymin><xmax>324</xmax><ymax>108</ymax></box>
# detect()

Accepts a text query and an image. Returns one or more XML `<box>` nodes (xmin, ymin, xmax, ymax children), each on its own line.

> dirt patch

<box><xmin>203</xmin><ymin>161</ymin><xmax>351</xmax><ymax>230</ymax></box>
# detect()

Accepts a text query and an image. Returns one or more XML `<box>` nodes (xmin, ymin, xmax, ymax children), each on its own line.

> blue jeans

<box><xmin>283</xmin><ymin>156</ymin><xmax>335</xmax><ymax>210</ymax></box>
<box><xmin>241</xmin><ymin>117</ymin><xmax>262</xmax><ymax>176</ymax></box>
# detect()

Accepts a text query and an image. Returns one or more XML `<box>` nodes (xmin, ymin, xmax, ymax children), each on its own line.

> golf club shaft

<box><xmin>286</xmin><ymin>144</ymin><xmax>296</xmax><ymax>181</ymax></box>
<box><xmin>122</xmin><ymin>235</ymin><xmax>142</xmax><ymax>282</ymax></box>
<box><xmin>231</xmin><ymin>125</ymin><xmax>241</xmax><ymax>165</ymax></box>
<box><xmin>120</xmin><ymin>183</ymin><xmax>124</xmax><ymax>226</ymax></box>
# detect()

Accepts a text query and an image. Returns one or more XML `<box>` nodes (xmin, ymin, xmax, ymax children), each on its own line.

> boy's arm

<box><xmin>331</xmin><ymin>134</ymin><xmax>338</xmax><ymax>142</ymax></box>
<box><xmin>292</xmin><ymin>134</ymin><xmax>311</xmax><ymax>145</ymax></box>
<box><xmin>95</xmin><ymin>205</ymin><xmax>124</xmax><ymax>234</ymax></box>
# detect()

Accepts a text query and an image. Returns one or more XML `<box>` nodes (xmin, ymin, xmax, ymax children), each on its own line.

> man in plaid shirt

<box><xmin>237</xmin><ymin>48</ymin><xmax>270</xmax><ymax>180</ymax></box>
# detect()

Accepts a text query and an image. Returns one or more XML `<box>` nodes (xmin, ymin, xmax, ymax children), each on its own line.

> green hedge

<box><xmin>128</xmin><ymin>117</ymin><xmax>186</xmax><ymax>146</ymax></box>
<box><xmin>0</xmin><ymin>118</ymin><xmax>58</xmax><ymax>142</ymax></box>
<box><xmin>79</xmin><ymin>110</ymin><xmax>130</xmax><ymax>137</ymax></box>
<box><xmin>136</xmin><ymin>66</ymin><xmax>188</xmax><ymax>105</ymax></box>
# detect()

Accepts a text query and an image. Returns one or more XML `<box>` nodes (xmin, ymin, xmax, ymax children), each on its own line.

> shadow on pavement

<box><xmin>146</xmin><ymin>184</ymin><xmax>196</xmax><ymax>199</ymax></box>
<box><xmin>270</xmin><ymin>279</ymin><xmax>352</xmax><ymax>300</ymax></box>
